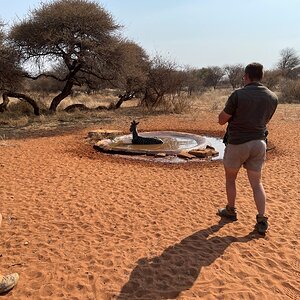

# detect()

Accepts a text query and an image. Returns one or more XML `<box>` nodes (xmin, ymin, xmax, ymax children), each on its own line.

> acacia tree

<box><xmin>182</xmin><ymin>67</ymin><xmax>204</xmax><ymax>96</ymax></box>
<box><xmin>141</xmin><ymin>55</ymin><xmax>185</xmax><ymax>109</ymax></box>
<box><xmin>0</xmin><ymin>22</ymin><xmax>40</xmax><ymax>114</ymax></box>
<box><xmin>106</xmin><ymin>40</ymin><xmax>150</xmax><ymax>109</ymax></box>
<box><xmin>8</xmin><ymin>0</ymin><xmax>121</xmax><ymax>113</ymax></box>
<box><xmin>262</xmin><ymin>69</ymin><xmax>282</xmax><ymax>90</ymax></box>
<box><xmin>277</xmin><ymin>47</ymin><xmax>300</xmax><ymax>78</ymax></box>
<box><xmin>224</xmin><ymin>64</ymin><xmax>244</xmax><ymax>89</ymax></box>
<box><xmin>198</xmin><ymin>66</ymin><xmax>224</xmax><ymax>90</ymax></box>
<box><xmin>0</xmin><ymin>22</ymin><xmax>20</xmax><ymax>92</ymax></box>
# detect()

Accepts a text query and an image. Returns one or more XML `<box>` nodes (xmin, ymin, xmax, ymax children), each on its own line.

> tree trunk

<box><xmin>49</xmin><ymin>63</ymin><xmax>82</xmax><ymax>113</ymax></box>
<box><xmin>0</xmin><ymin>93</ymin><xmax>10</xmax><ymax>112</ymax></box>
<box><xmin>113</xmin><ymin>92</ymin><xmax>135</xmax><ymax>109</ymax></box>
<box><xmin>0</xmin><ymin>92</ymin><xmax>40</xmax><ymax>115</ymax></box>
<box><xmin>49</xmin><ymin>78</ymin><xmax>74</xmax><ymax>113</ymax></box>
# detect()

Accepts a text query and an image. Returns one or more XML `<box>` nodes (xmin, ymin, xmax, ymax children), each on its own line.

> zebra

<box><xmin>130</xmin><ymin>120</ymin><xmax>163</xmax><ymax>145</ymax></box>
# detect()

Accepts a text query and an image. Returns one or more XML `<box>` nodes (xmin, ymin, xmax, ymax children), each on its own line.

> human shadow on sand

<box><xmin>117</xmin><ymin>219</ymin><xmax>261</xmax><ymax>299</ymax></box>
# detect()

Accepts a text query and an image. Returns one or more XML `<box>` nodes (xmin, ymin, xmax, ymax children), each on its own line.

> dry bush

<box><xmin>2</xmin><ymin>95</ymin><xmax>48</xmax><ymax>116</ymax></box>
<box><xmin>59</xmin><ymin>91</ymin><xmax>141</xmax><ymax>111</ymax></box>
<box><xmin>8</xmin><ymin>116</ymin><xmax>29</xmax><ymax>127</ymax></box>
<box><xmin>14</xmin><ymin>91</ymin><xmax>116</xmax><ymax>111</ymax></box>
<box><xmin>7</xmin><ymin>100</ymin><xmax>34</xmax><ymax>115</ymax></box>
<box><xmin>0</xmin><ymin>105</ymin><xmax>31</xmax><ymax>126</ymax></box>
<box><xmin>278</xmin><ymin>79</ymin><xmax>300</xmax><ymax>103</ymax></box>
<box><xmin>210</xmin><ymin>101</ymin><xmax>220</xmax><ymax>111</ymax></box>
<box><xmin>55</xmin><ymin>110</ymin><xmax>87</xmax><ymax>123</ymax></box>
<box><xmin>4</xmin><ymin>91</ymin><xmax>52</xmax><ymax>112</ymax></box>
<box><xmin>192</xmin><ymin>88</ymin><xmax>230</xmax><ymax>112</ymax></box>
<box><xmin>172</xmin><ymin>96</ymin><xmax>191</xmax><ymax>114</ymax></box>
<box><xmin>0</xmin><ymin>134</ymin><xmax>8</xmax><ymax>147</ymax></box>
<box><xmin>158</xmin><ymin>95</ymin><xmax>191</xmax><ymax>114</ymax></box>
<box><xmin>58</xmin><ymin>92</ymin><xmax>117</xmax><ymax>110</ymax></box>
<box><xmin>37</xmin><ymin>114</ymin><xmax>47</xmax><ymax>123</ymax></box>
<box><xmin>262</xmin><ymin>69</ymin><xmax>281</xmax><ymax>90</ymax></box>
<box><xmin>274</xmin><ymin>103</ymin><xmax>300</xmax><ymax>120</ymax></box>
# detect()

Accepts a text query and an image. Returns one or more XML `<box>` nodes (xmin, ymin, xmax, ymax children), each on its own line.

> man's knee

<box><xmin>225</xmin><ymin>167</ymin><xmax>239</xmax><ymax>182</ymax></box>
<box><xmin>247</xmin><ymin>169</ymin><xmax>262</xmax><ymax>188</ymax></box>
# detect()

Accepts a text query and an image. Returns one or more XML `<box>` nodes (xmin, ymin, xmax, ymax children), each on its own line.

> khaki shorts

<box><xmin>223</xmin><ymin>140</ymin><xmax>266</xmax><ymax>172</ymax></box>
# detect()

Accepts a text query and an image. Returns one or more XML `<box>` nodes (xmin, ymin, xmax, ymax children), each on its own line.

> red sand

<box><xmin>0</xmin><ymin>109</ymin><xmax>299</xmax><ymax>299</ymax></box>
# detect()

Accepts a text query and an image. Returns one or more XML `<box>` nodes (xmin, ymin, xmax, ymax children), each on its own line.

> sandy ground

<box><xmin>0</xmin><ymin>107</ymin><xmax>299</xmax><ymax>299</ymax></box>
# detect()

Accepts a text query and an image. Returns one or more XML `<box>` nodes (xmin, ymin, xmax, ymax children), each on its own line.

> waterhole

<box><xmin>94</xmin><ymin>131</ymin><xmax>225</xmax><ymax>163</ymax></box>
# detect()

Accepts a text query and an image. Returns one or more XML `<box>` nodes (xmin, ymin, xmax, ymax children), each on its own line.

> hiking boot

<box><xmin>217</xmin><ymin>205</ymin><xmax>237</xmax><ymax>221</ymax></box>
<box><xmin>0</xmin><ymin>273</ymin><xmax>19</xmax><ymax>294</ymax></box>
<box><xmin>255</xmin><ymin>215</ymin><xmax>268</xmax><ymax>235</ymax></box>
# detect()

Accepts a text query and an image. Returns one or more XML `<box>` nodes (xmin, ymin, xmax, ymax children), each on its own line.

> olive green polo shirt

<box><xmin>224</xmin><ymin>82</ymin><xmax>278</xmax><ymax>145</ymax></box>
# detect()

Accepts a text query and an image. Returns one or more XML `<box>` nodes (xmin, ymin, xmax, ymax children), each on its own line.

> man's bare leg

<box><xmin>217</xmin><ymin>167</ymin><xmax>239</xmax><ymax>220</ymax></box>
<box><xmin>225</xmin><ymin>167</ymin><xmax>240</xmax><ymax>208</ymax></box>
<box><xmin>246</xmin><ymin>169</ymin><xmax>266</xmax><ymax>216</ymax></box>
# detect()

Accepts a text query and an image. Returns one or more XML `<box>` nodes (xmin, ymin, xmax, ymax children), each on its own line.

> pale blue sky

<box><xmin>1</xmin><ymin>0</ymin><xmax>299</xmax><ymax>69</ymax></box>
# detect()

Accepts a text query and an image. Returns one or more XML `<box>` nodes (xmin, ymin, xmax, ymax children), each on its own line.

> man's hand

<box><xmin>218</xmin><ymin>111</ymin><xmax>232</xmax><ymax>125</ymax></box>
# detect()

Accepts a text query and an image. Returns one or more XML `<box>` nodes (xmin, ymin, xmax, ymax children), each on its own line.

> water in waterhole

<box><xmin>95</xmin><ymin>132</ymin><xmax>225</xmax><ymax>164</ymax></box>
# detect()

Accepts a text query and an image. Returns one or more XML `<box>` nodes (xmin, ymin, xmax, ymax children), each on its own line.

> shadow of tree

<box><xmin>117</xmin><ymin>219</ymin><xmax>261</xmax><ymax>299</ymax></box>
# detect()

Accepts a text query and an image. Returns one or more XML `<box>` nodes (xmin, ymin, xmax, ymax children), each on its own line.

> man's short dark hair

<box><xmin>245</xmin><ymin>63</ymin><xmax>263</xmax><ymax>81</ymax></box>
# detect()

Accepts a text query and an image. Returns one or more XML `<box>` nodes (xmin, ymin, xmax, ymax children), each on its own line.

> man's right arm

<box><xmin>266</xmin><ymin>95</ymin><xmax>278</xmax><ymax>124</ymax></box>
<box><xmin>218</xmin><ymin>111</ymin><xmax>232</xmax><ymax>125</ymax></box>
<box><xmin>218</xmin><ymin>91</ymin><xmax>237</xmax><ymax>125</ymax></box>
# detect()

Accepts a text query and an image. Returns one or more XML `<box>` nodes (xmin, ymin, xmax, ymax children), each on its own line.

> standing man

<box><xmin>217</xmin><ymin>62</ymin><xmax>278</xmax><ymax>235</ymax></box>
<box><xmin>0</xmin><ymin>213</ymin><xmax>19</xmax><ymax>294</ymax></box>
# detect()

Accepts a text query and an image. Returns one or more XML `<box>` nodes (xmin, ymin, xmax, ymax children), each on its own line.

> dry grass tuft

<box><xmin>275</xmin><ymin>103</ymin><xmax>300</xmax><ymax>121</ymax></box>
<box><xmin>58</xmin><ymin>93</ymin><xmax>118</xmax><ymax>110</ymax></box>
<box><xmin>0</xmin><ymin>134</ymin><xmax>8</xmax><ymax>147</ymax></box>
<box><xmin>157</xmin><ymin>95</ymin><xmax>192</xmax><ymax>114</ymax></box>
